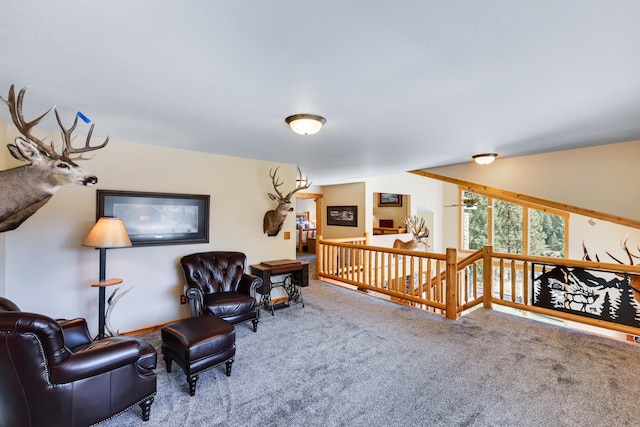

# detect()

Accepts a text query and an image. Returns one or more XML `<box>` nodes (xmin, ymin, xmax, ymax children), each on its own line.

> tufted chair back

<box><xmin>181</xmin><ymin>251</ymin><xmax>248</xmax><ymax>294</ymax></box>
<box><xmin>179</xmin><ymin>251</ymin><xmax>261</xmax><ymax>331</ymax></box>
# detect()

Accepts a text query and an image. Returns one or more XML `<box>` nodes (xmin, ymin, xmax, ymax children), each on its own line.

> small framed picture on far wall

<box><xmin>378</xmin><ymin>193</ymin><xmax>402</xmax><ymax>207</ymax></box>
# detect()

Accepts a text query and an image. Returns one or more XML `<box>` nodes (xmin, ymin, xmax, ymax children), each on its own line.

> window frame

<box><xmin>457</xmin><ymin>186</ymin><xmax>569</xmax><ymax>257</ymax></box>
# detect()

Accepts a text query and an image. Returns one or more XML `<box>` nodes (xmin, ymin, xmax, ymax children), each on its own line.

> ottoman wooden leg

<box><xmin>188</xmin><ymin>374</ymin><xmax>199</xmax><ymax>396</ymax></box>
<box><xmin>164</xmin><ymin>356</ymin><xmax>173</xmax><ymax>373</ymax></box>
<box><xmin>225</xmin><ymin>359</ymin><xmax>234</xmax><ymax>377</ymax></box>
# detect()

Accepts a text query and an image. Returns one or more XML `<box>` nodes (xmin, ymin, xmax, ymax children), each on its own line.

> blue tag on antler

<box><xmin>77</xmin><ymin>111</ymin><xmax>91</xmax><ymax>124</ymax></box>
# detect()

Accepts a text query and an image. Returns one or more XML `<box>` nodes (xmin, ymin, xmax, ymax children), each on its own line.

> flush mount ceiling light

<box><xmin>472</xmin><ymin>153</ymin><xmax>498</xmax><ymax>165</ymax></box>
<box><xmin>285</xmin><ymin>114</ymin><xmax>326</xmax><ymax>135</ymax></box>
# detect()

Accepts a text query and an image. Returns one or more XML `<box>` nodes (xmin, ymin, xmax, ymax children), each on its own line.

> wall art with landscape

<box><xmin>533</xmin><ymin>264</ymin><xmax>640</xmax><ymax>328</ymax></box>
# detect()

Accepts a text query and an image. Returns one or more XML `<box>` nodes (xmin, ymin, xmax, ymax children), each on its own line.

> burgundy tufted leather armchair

<box><xmin>180</xmin><ymin>251</ymin><xmax>262</xmax><ymax>332</ymax></box>
<box><xmin>0</xmin><ymin>297</ymin><xmax>156</xmax><ymax>426</ymax></box>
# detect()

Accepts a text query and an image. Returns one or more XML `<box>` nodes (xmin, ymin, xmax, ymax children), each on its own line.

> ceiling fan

<box><xmin>444</xmin><ymin>198</ymin><xmax>492</xmax><ymax>210</ymax></box>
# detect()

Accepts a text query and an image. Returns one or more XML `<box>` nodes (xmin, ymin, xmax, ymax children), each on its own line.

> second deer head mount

<box><xmin>393</xmin><ymin>216</ymin><xmax>430</xmax><ymax>252</ymax></box>
<box><xmin>0</xmin><ymin>84</ymin><xmax>109</xmax><ymax>232</ymax></box>
<box><xmin>263</xmin><ymin>166</ymin><xmax>311</xmax><ymax>237</ymax></box>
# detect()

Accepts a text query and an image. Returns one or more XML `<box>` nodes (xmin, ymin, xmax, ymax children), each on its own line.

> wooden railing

<box><xmin>316</xmin><ymin>237</ymin><xmax>640</xmax><ymax>336</ymax></box>
<box><xmin>317</xmin><ymin>235</ymin><xmax>458</xmax><ymax>319</ymax></box>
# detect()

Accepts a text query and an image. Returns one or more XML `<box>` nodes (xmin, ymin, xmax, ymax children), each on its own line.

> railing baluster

<box><xmin>523</xmin><ymin>261</ymin><xmax>529</xmax><ymax>305</ymax></box>
<box><xmin>511</xmin><ymin>259</ymin><xmax>516</xmax><ymax>303</ymax></box>
<box><xmin>435</xmin><ymin>260</ymin><xmax>442</xmax><ymax>304</ymax></box>
<box><xmin>374</xmin><ymin>250</ymin><xmax>379</xmax><ymax>289</ymax></box>
<box><xmin>499</xmin><ymin>259</ymin><xmax>505</xmax><ymax>300</ymax></box>
<box><xmin>426</xmin><ymin>258</ymin><xmax>432</xmax><ymax>303</ymax></box>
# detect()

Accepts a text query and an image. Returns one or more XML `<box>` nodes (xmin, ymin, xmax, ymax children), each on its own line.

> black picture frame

<box><xmin>97</xmin><ymin>190</ymin><xmax>210</xmax><ymax>246</ymax></box>
<box><xmin>327</xmin><ymin>205</ymin><xmax>358</xmax><ymax>227</ymax></box>
<box><xmin>378</xmin><ymin>193</ymin><xmax>402</xmax><ymax>207</ymax></box>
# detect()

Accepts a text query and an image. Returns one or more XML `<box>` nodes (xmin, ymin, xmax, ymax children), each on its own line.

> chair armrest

<box><xmin>184</xmin><ymin>286</ymin><xmax>204</xmax><ymax>317</ymax></box>
<box><xmin>238</xmin><ymin>273</ymin><xmax>263</xmax><ymax>299</ymax></box>
<box><xmin>50</xmin><ymin>338</ymin><xmax>140</xmax><ymax>384</ymax></box>
<box><xmin>58</xmin><ymin>318</ymin><xmax>93</xmax><ymax>350</ymax></box>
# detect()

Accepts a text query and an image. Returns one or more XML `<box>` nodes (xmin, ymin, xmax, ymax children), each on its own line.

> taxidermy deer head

<box><xmin>0</xmin><ymin>85</ymin><xmax>109</xmax><ymax>232</ymax></box>
<box><xmin>263</xmin><ymin>166</ymin><xmax>311</xmax><ymax>237</ymax></box>
<box><xmin>393</xmin><ymin>216</ymin><xmax>430</xmax><ymax>251</ymax></box>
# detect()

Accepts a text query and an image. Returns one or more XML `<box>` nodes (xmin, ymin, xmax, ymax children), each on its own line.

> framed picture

<box><xmin>97</xmin><ymin>190</ymin><xmax>210</xmax><ymax>246</ymax></box>
<box><xmin>327</xmin><ymin>205</ymin><xmax>358</xmax><ymax>227</ymax></box>
<box><xmin>378</xmin><ymin>193</ymin><xmax>402</xmax><ymax>207</ymax></box>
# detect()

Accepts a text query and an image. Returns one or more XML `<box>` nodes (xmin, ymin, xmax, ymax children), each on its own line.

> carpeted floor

<box><xmin>101</xmin><ymin>279</ymin><xmax>640</xmax><ymax>427</ymax></box>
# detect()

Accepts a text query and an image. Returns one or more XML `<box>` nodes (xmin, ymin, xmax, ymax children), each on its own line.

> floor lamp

<box><xmin>82</xmin><ymin>217</ymin><xmax>132</xmax><ymax>340</ymax></box>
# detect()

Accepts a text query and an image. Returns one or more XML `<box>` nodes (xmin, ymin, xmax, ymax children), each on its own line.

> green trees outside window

<box><xmin>461</xmin><ymin>189</ymin><xmax>566</xmax><ymax>258</ymax></box>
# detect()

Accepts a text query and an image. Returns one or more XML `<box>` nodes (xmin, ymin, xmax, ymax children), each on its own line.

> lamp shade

<box><xmin>82</xmin><ymin>217</ymin><xmax>132</xmax><ymax>248</ymax></box>
<box><xmin>285</xmin><ymin>114</ymin><xmax>326</xmax><ymax>135</ymax></box>
<box><xmin>472</xmin><ymin>153</ymin><xmax>498</xmax><ymax>165</ymax></box>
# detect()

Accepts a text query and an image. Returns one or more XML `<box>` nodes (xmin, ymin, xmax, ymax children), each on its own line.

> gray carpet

<box><xmin>101</xmin><ymin>279</ymin><xmax>640</xmax><ymax>427</ymax></box>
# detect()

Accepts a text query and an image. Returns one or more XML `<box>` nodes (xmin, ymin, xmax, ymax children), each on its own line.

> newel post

<box><xmin>364</xmin><ymin>232</ymin><xmax>370</xmax><ymax>245</ymax></box>
<box><xmin>317</xmin><ymin>235</ymin><xmax>323</xmax><ymax>277</ymax></box>
<box><xmin>445</xmin><ymin>247</ymin><xmax>458</xmax><ymax>320</ymax></box>
<box><xmin>483</xmin><ymin>245</ymin><xmax>493</xmax><ymax>309</ymax></box>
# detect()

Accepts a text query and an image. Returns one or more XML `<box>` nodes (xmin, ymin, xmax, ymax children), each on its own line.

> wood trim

<box><xmin>411</xmin><ymin>169</ymin><xmax>640</xmax><ymax>229</ymax></box>
<box><xmin>296</xmin><ymin>193</ymin><xmax>322</xmax><ymax>199</ymax></box>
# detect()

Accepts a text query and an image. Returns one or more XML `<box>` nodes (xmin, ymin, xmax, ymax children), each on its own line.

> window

<box><xmin>529</xmin><ymin>208</ymin><xmax>566</xmax><ymax>257</ymax></box>
<box><xmin>460</xmin><ymin>188</ymin><xmax>567</xmax><ymax>258</ymax></box>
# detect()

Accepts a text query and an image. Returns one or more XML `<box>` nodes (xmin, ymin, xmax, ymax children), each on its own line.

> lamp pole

<box><xmin>97</xmin><ymin>247</ymin><xmax>107</xmax><ymax>340</ymax></box>
<box><xmin>83</xmin><ymin>217</ymin><xmax>131</xmax><ymax>340</ymax></box>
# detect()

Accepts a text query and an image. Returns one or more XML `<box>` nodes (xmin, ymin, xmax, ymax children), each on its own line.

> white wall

<box><xmin>1</xmin><ymin>123</ymin><xmax>297</xmax><ymax>335</ymax></box>
<box><xmin>0</xmin><ymin>118</ymin><xmax>6</xmax><ymax>295</ymax></box>
<box><xmin>363</xmin><ymin>173</ymin><xmax>444</xmax><ymax>252</ymax></box>
<box><xmin>569</xmin><ymin>214</ymin><xmax>640</xmax><ymax>262</ymax></box>
<box><xmin>442</xmin><ymin>182</ymin><xmax>461</xmax><ymax>250</ymax></box>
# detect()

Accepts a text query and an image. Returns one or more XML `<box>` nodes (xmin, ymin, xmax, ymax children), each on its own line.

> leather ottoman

<box><xmin>161</xmin><ymin>315</ymin><xmax>236</xmax><ymax>396</ymax></box>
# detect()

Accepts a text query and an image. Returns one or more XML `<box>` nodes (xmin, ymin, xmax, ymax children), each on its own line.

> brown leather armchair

<box><xmin>180</xmin><ymin>251</ymin><xmax>261</xmax><ymax>331</ymax></box>
<box><xmin>0</xmin><ymin>297</ymin><xmax>157</xmax><ymax>426</ymax></box>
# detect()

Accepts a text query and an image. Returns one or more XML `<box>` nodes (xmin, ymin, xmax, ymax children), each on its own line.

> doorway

<box><xmin>295</xmin><ymin>193</ymin><xmax>322</xmax><ymax>271</ymax></box>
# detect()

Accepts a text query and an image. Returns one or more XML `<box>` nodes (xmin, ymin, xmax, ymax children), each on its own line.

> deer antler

<box><xmin>269</xmin><ymin>166</ymin><xmax>286</xmax><ymax>200</ymax></box>
<box><xmin>284</xmin><ymin>166</ymin><xmax>312</xmax><ymax>199</ymax></box>
<box><xmin>54</xmin><ymin>108</ymin><xmax>109</xmax><ymax>161</ymax></box>
<box><xmin>402</xmin><ymin>216</ymin><xmax>429</xmax><ymax>239</ymax></box>
<box><xmin>605</xmin><ymin>234</ymin><xmax>637</xmax><ymax>266</ymax></box>
<box><xmin>0</xmin><ymin>85</ymin><xmax>109</xmax><ymax>161</ymax></box>
<box><xmin>0</xmin><ymin>85</ymin><xmax>57</xmax><ymax>157</ymax></box>
<box><xmin>269</xmin><ymin>166</ymin><xmax>312</xmax><ymax>201</ymax></box>
<box><xmin>582</xmin><ymin>241</ymin><xmax>593</xmax><ymax>262</ymax></box>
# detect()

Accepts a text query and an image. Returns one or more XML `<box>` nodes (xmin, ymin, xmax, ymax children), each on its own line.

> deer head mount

<box><xmin>393</xmin><ymin>215</ymin><xmax>430</xmax><ymax>251</ymax></box>
<box><xmin>0</xmin><ymin>85</ymin><xmax>109</xmax><ymax>232</ymax></box>
<box><xmin>263</xmin><ymin>166</ymin><xmax>311</xmax><ymax>237</ymax></box>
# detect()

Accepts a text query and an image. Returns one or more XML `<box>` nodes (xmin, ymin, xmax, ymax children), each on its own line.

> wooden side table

<box><xmin>90</xmin><ymin>278</ymin><xmax>122</xmax><ymax>340</ymax></box>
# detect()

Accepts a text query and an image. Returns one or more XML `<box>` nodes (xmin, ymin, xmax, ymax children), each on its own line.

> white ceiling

<box><xmin>2</xmin><ymin>1</ymin><xmax>640</xmax><ymax>185</ymax></box>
